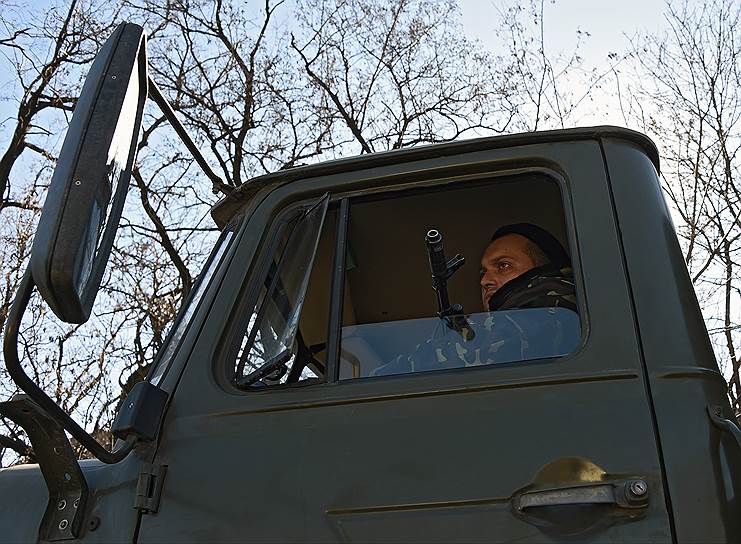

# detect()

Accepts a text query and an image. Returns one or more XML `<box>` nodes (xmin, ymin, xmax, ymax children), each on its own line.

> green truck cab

<box><xmin>1</xmin><ymin>23</ymin><xmax>740</xmax><ymax>544</ymax></box>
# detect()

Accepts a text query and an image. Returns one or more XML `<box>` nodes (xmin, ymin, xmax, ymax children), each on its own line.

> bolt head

<box><xmin>58</xmin><ymin>519</ymin><xmax>68</xmax><ymax>530</ymax></box>
<box><xmin>57</xmin><ymin>499</ymin><xmax>66</xmax><ymax>510</ymax></box>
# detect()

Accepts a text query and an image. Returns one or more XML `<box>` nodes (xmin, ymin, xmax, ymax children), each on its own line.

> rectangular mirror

<box><xmin>30</xmin><ymin>22</ymin><xmax>148</xmax><ymax>323</ymax></box>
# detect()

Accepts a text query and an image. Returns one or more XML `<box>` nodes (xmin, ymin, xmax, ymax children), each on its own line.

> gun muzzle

<box><xmin>425</xmin><ymin>229</ymin><xmax>448</xmax><ymax>278</ymax></box>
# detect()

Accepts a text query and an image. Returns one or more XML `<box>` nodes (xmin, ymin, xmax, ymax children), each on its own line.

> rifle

<box><xmin>424</xmin><ymin>229</ymin><xmax>475</xmax><ymax>339</ymax></box>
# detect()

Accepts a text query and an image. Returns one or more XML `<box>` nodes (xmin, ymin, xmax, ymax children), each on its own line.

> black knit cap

<box><xmin>490</xmin><ymin>223</ymin><xmax>569</xmax><ymax>266</ymax></box>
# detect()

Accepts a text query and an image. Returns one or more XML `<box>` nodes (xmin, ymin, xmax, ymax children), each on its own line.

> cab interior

<box><xmin>297</xmin><ymin>174</ymin><xmax>571</xmax><ymax>374</ymax></box>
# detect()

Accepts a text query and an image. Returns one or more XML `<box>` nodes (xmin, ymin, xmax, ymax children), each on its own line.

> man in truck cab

<box><xmin>372</xmin><ymin>223</ymin><xmax>579</xmax><ymax>376</ymax></box>
<box><xmin>481</xmin><ymin>223</ymin><xmax>577</xmax><ymax>313</ymax></box>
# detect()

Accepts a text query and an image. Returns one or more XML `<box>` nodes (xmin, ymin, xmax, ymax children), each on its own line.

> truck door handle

<box><xmin>513</xmin><ymin>478</ymin><xmax>650</xmax><ymax>513</ymax></box>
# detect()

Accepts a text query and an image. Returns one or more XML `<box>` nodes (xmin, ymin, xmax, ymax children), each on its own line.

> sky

<box><xmin>459</xmin><ymin>0</ymin><xmax>669</xmax><ymax>127</ymax></box>
<box><xmin>460</xmin><ymin>0</ymin><xmax>667</xmax><ymax>66</ymax></box>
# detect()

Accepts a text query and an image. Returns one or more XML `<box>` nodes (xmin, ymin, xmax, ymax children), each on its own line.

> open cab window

<box><xmin>226</xmin><ymin>173</ymin><xmax>581</xmax><ymax>389</ymax></box>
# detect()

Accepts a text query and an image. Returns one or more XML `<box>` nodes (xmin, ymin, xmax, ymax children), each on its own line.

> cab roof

<box><xmin>211</xmin><ymin>125</ymin><xmax>659</xmax><ymax>227</ymax></box>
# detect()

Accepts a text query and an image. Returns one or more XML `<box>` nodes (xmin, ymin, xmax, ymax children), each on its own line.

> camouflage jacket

<box><xmin>373</xmin><ymin>265</ymin><xmax>579</xmax><ymax>376</ymax></box>
<box><xmin>487</xmin><ymin>264</ymin><xmax>577</xmax><ymax>312</ymax></box>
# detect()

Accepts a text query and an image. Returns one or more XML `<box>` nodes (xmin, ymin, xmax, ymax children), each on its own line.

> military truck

<box><xmin>1</xmin><ymin>22</ymin><xmax>740</xmax><ymax>544</ymax></box>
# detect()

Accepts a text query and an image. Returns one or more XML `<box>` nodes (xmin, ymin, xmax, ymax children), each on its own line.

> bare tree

<box><xmin>623</xmin><ymin>0</ymin><xmax>741</xmax><ymax>412</ymax></box>
<box><xmin>290</xmin><ymin>0</ymin><xmax>516</xmax><ymax>154</ymax></box>
<box><xmin>491</xmin><ymin>0</ymin><xmax>613</xmax><ymax>132</ymax></box>
<box><xmin>128</xmin><ymin>0</ymin><xmax>336</xmax><ymax>181</ymax></box>
<box><xmin>0</xmin><ymin>0</ymin><xmax>123</xmax><ymax>207</ymax></box>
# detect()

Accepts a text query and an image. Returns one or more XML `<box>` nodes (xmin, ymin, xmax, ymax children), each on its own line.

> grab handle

<box><xmin>514</xmin><ymin>479</ymin><xmax>649</xmax><ymax>512</ymax></box>
<box><xmin>708</xmin><ymin>405</ymin><xmax>741</xmax><ymax>450</ymax></box>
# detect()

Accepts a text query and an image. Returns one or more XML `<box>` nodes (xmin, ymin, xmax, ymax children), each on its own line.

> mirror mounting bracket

<box><xmin>3</xmin><ymin>267</ymin><xmax>138</xmax><ymax>465</ymax></box>
<box><xmin>147</xmin><ymin>77</ymin><xmax>235</xmax><ymax>198</ymax></box>
<box><xmin>0</xmin><ymin>394</ymin><xmax>88</xmax><ymax>541</ymax></box>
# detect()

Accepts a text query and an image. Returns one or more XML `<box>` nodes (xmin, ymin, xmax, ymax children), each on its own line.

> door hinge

<box><xmin>134</xmin><ymin>463</ymin><xmax>167</xmax><ymax>514</ymax></box>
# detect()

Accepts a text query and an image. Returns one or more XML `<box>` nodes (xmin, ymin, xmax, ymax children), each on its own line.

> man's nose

<box><xmin>480</xmin><ymin>270</ymin><xmax>498</xmax><ymax>290</ymax></box>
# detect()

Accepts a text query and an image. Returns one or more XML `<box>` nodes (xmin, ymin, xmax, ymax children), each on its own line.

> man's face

<box><xmin>479</xmin><ymin>233</ymin><xmax>537</xmax><ymax>310</ymax></box>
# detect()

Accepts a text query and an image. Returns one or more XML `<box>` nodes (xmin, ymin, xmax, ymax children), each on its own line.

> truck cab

<box><xmin>2</xmin><ymin>125</ymin><xmax>740</xmax><ymax>543</ymax></box>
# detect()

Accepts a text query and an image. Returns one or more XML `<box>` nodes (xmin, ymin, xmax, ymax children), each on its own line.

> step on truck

<box><xmin>1</xmin><ymin>22</ymin><xmax>740</xmax><ymax>544</ymax></box>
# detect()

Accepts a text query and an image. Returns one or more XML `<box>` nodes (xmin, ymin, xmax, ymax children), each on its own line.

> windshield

<box><xmin>149</xmin><ymin>228</ymin><xmax>235</xmax><ymax>386</ymax></box>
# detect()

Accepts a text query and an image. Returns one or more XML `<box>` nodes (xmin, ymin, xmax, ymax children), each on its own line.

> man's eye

<box><xmin>498</xmin><ymin>262</ymin><xmax>511</xmax><ymax>272</ymax></box>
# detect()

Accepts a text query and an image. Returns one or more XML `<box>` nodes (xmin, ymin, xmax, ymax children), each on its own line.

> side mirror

<box><xmin>30</xmin><ymin>22</ymin><xmax>147</xmax><ymax>323</ymax></box>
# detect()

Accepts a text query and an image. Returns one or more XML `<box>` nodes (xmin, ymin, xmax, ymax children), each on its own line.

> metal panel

<box><xmin>602</xmin><ymin>138</ymin><xmax>740</xmax><ymax>542</ymax></box>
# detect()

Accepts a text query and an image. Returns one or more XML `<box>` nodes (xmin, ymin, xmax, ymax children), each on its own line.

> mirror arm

<box><xmin>147</xmin><ymin>77</ymin><xmax>234</xmax><ymax>198</ymax></box>
<box><xmin>2</xmin><ymin>266</ymin><xmax>137</xmax><ymax>464</ymax></box>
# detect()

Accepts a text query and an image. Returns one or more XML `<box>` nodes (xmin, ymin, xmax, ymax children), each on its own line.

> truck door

<box><xmin>137</xmin><ymin>139</ymin><xmax>674</xmax><ymax>543</ymax></box>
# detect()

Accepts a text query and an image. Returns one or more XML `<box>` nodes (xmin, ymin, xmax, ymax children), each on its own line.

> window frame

<box><xmin>219</xmin><ymin>165</ymin><xmax>588</xmax><ymax>392</ymax></box>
